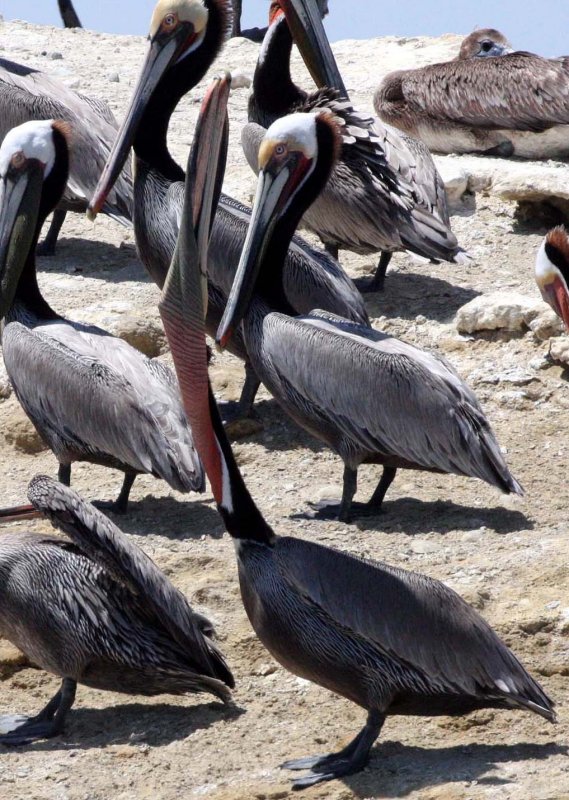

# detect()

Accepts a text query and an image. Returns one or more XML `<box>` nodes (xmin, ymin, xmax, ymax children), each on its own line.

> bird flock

<box><xmin>0</xmin><ymin>0</ymin><xmax>566</xmax><ymax>792</ymax></box>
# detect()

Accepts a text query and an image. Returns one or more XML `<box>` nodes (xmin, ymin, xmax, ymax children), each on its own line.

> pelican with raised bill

<box><xmin>242</xmin><ymin>0</ymin><xmax>465</xmax><ymax>293</ymax></box>
<box><xmin>535</xmin><ymin>226</ymin><xmax>569</xmax><ymax>331</ymax></box>
<box><xmin>0</xmin><ymin>119</ymin><xmax>204</xmax><ymax>517</ymax></box>
<box><xmin>158</xmin><ymin>76</ymin><xmax>555</xmax><ymax>790</ymax></box>
<box><xmin>375</xmin><ymin>28</ymin><xmax>569</xmax><ymax>159</ymax></box>
<box><xmin>88</xmin><ymin>0</ymin><xmax>368</xmax><ymax>418</ymax></box>
<box><xmin>218</xmin><ymin>110</ymin><xmax>523</xmax><ymax>522</ymax></box>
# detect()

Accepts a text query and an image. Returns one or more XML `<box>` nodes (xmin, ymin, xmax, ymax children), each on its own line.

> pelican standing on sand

<box><xmin>535</xmin><ymin>226</ymin><xmax>569</xmax><ymax>330</ymax></box>
<box><xmin>375</xmin><ymin>29</ymin><xmax>569</xmax><ymax>159</ymax></box>
<box><xmin>0</xmin><ymin>119</ymin><xmax>203</xmax><ymax>512</ymax></box>
<box><xmin>242</xmin><ymin>0</ymin><xmax>464</xmax><ymax>292</ymax></box>
<box><xmin>158</xmin><ymin>80</ymin><xmax>555</xmax><ymax>788</ymax></box>
<box><xmin>0</xmin><ymin>57</ymin><xmax>132</xmax><ymax>253</ymax></box>
<box><xmin>88</xmin><ymin>0</ymin><xmax>368</xmax><ymax>416</ymax></box>
<box><xmin>0</xmin><ymin>475</ymin><xmax>233</xmax><ymax>745</ymax></box>
<box><xmin>219</xmin><ymin>111</ymin><xmax>522</xmax><ymax>522</ymax></box>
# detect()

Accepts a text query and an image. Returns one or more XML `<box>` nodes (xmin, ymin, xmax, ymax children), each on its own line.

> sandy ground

<box><xmin>0</xmin><ymin>18</ymin><xmax>568</xmax><ymax>800</ymax></box>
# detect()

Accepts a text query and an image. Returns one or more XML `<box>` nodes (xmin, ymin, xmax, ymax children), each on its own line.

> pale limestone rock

<box><xmin>528</xmin><ymin>307</ymin><xmax>565</xmax><ymax>340</ymax></box>
<box><xmin>433</xmin><ymin>157</ymin><xmax>468</xmax><ymax>211</ymax></box>
<box><xmin>455</xmin><ymin>292</ymin><xmax>548</xmax><ymax>334</ymax></box>
<box><xmin>549</xmin><ymin>337</ymin><xmax>569</xmax><ymax>368</ymax></box>
<box><xmin>1</xmin><ymin>401</ymin><xmax>47</xmax><ymax>454</ymax></box>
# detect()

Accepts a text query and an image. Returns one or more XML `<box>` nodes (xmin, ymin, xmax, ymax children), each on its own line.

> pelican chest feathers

<box><xmin>0</xmin><ymin>475</ymin><xmax>233</xmax><ymax>745</ymax></box>
<box><xmin>535</xmin><ymin>226</ymin><xmax>569</xmax><ymax>331</ymax></box>
<box><xmin>0</xmin><ymin>119</ymin><xmax>204</xmax><ymax>513</ymax></box>
<box><xmin>158</xmin><ymin>89</ymin><xmax>555</xmax><ymax>789</ymax></box>
<box><xmin>218</xmin><ymin>110</ymin><xmax>522</xmax><ymax>522</ymax></box>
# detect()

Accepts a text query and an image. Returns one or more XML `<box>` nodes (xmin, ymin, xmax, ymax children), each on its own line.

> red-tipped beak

<box><xmin>546</xmin><ymin>276</ymin><xmax>569</xmax><ymax>332</ymax></box>
<box><xmin>0</xmin><ymin>503</ymin><xmax>40</xmax><ymax>524</ymax></box>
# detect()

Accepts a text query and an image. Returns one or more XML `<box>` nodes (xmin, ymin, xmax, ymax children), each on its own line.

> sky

<box><xmin>2</xmin><ymin>0</ymin><xmax>568</xmax><ymax>56</ymax></box>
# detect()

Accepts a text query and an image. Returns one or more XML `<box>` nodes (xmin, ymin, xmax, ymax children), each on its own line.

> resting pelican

<box><xmin>0</xmin><ymin>475</ymin><xmax>233</xmax><ymax>745</ymax></box>
<box><xmin>535</xmin><ymin>226</ymin><xmax>569</xmax><ymax>330</ymax></box>
<box><xmin>0</xmin><ymin>119</ymin><xmax>203</xmax><ymax>512</ymax></box>
<box><xmin>375</xmin><ymin>29</ymin><xmax>569</xmax><ymax>159</ymax></box>
<box><xmin>88</xmin><ymin>0</ymin><xmax>368</xmax><ymax>416</ymax></box>
<box><xmin>0</xmin><ymin>57</ymin><xmax>132</xmax><ymax>253</ymax></box>
<box><xmin>219</xmin><ymin>111</ymin><xmax>522</xmax><ymax>522</ymax></box>
<box><xmin>157</xmin><ymin>95</ymin><xmax>555</xmax><ymax>788</ymax></box>
<box><xmin>241</xmin><ymin>0</ymin><xmax>463</xmax><ymax>293</ymax></box>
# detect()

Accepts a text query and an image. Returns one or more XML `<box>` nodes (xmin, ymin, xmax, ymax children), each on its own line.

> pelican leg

<box><xmin>366</xmin><ymin>466</ymin><xmax>397</xmax><ymax>511</ymax></box>
<box><xmin>238</xmin><ymin>362</ymin><xmax>261</xmax><ymax>417</ymax></box>
<box><xmin>356</xmin><ymin>252</ymin><xmax>392</xmax><ymax>294</ymax></box>
<box><xmin>305</xmin><ymin>466</ymin><xmax>357</xmax><ymax>523</ymax></box>
<box><xmin>92</xmin><ymin>471</ymin><xmax>137</xmax><ymax>514</ymax></box>
<box><xmin>37</xmin><ymin>209</ymin><xmax>67</xmax><ymax>257</ymax></box>
<box><xmin>281</xmin><ymin>710</ymin><xmax>385</xmax><ymax>789</ymax></box>
<box><xmin>0</xmin><ymin>678</ymin><xmax>77</xmax><ymax>746</ymax></box>
<box><xmin>58</xmin><ymin>463</ymin><xmax>71</xmax><ymax>487</ymax></box>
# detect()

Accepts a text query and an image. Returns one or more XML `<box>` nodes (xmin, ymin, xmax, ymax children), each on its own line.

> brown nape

<box><xmin>52</xmin><ymin>119</ymin><xmax>73</xmax><ymax>144</ymax></box>
<box><xmin>315</xmin><ymin>110</ymin><xmax>343</xmax><ymax>164</ymax></box>
<box><xmin>457</xmin><ymin>28</ymin><xmax>512</xmax><ymax>59</ymax></box>
<box><xmin>545</xmin><ymin>225</ymin><xmax>569</xmax><ymax>259</ymax></box>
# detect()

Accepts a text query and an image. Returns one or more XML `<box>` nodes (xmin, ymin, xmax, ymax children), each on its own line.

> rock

<box><xmin>527</xmin><ymin>307</ymin><xmax>564</xmax><ymax>340</ymax></box>
<box><xmin>455</xmin><ymin>291</ymin><xmax>548</xmax><ymax>335</ymax></box>
<box><xmin>109</xmin><ymin>315</ymin><xmax>167</xmax><ymax>357</ymax></box>
<box><xmin>0</xmin><ymin>362</ymin><xmax>11</xmax><ymax>400</ymax></box>
<box><xmin>1</xmin><ymin>402</ymin><xmax>47</xmax><ymax>454</ymax></box>
<box><xmin>549</xmin><ymin>336</ymin><xmax>569</xmax><ymax>368</ymax></box>
<box><xmin>50</xmin><ymin>51</ymin><xmax>63</xmax><ymax>60</ymax></box>
<box><xmin>0</xmin><ymin>639</ymin><xmax>30</xmax><ymax>679</ymax></box>
<box><xmin>410</xmin><ymin>539</ymin><xmax>438</xmax><ymax>554</ymax></box>
<box><xmin>433</xmin><ymin>157</ymin><xmax>468</xmax><ymax>211</ymax></box>
<box><xmin>230</xmin><ymin>69</ymin><xmax>252</xmax><ymax>89</ymax></box>
<box><xmin>107</xmin><ymin>72</ymin><xmax>120</xmax><ymax>82</ymax></box>
<box><xmin>225</xmin><ymin>416</ymin><xmax>264</xmax><ymax>440</ymax></box>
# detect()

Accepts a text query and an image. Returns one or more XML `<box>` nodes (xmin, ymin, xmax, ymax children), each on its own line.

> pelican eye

<box><xmin>274</xmin><ymin>143</ymin><xmax>287</xmax><ymax>156</ymax></box>
<box><xmin>480</xmin><ymin>41</ymin><xmax>492</xmax><ymax>52</ymax></box>
<box><xmin>10</xmin><ymin>152</ymin><xmax>26</xmax><ymax>170</ymax></box>
<box><xmin>163</xmin><ymin>13</ymin><xmax>177</xmax><ymax>29</ymax></box>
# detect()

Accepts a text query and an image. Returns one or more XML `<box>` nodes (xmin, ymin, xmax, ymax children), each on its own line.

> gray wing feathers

<box><xmin>3</xmin><ymin>322</ymin><xmax>204</xmax><ymax>492</ymax></box>
<box><xmin>27</xmin><ymin>475</ymin><xmax>233</xmax><ymax>689</ymax></box>
<box><xmin>263</xmin><ymin>312</ymin><xmax>520</xmax><ymax>491</ymax></box>
<box><xmin>276</xmin><ymin>536</ymin><xmax>554</xmax><ymax>716</ymax></box>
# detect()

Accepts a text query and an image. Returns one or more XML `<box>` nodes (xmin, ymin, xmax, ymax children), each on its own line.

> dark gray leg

<box><xmin>93</xmin><ymin>471</ymin><xmax>137</xmax><ymax>514</ymax></box>
<box><xmin>324</xmin><ymin>242</ymin><xmax>339</xmax><ymax>261</ymax></box>
<box><xmin>231</xmin><ymin>0</ymin><xmax>242</xmax><ymax>35</ymax></box>
<box><xmin>282</xmin><ymin>710</ymin><xmax>385</xmax><ymax>789</ymax></box>
<box><xmin>37</xmin><ymin>209</ymin><xmax>67</xmax><ymax>256</ymax></box>
<box><xmin>338</xmin><ymin>465</ymin><xmax>358</xmax><ymax>522</ymax></box>
<box><xmin>0</xmin><ymin>678</ymin><xmax>77</xmax><ymax>746</ymax></box>
<box><xmin>58</xmin><ymin>463</ymin><xmax>71</xmax><ymax>486</ymax></box>
<box><xmin>367</xmin><ymin>466</ymin><xmax>397</xmax><ymax>510</ymax></box>
<box><xmin>238</xmin><ymin>362</ymin><xmax>261</xmax><ymax>417</ymax></box>
<box><xmin>357</xmin><ymin>251</ymin><xmax>392</xmax><ymax>294</ymax></box>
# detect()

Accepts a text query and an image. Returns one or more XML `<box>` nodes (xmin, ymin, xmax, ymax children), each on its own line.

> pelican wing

<box><xmin>27</xmin><ymin>476</ymin><xmax>233</xmax><ymax>690</ymax></box>
<box><xmin>397</xmin><ymin>54</ymin><xmax>569</xmax><ymax>132</ymax></box>
<box><xmin>3</xmin><ymin>321</ymin><xmax>204</xmax><ymax>492</ymax></box>
<box><xmin>0</xmin><ymin>57</ymin><xmax>132</xmax><ymax>221</ymax></box>
<box><xmin>262</xmin><ymin>311</ymin><xmax>519</xmax><ymax>491</ymax></box>
<box><xmin>275</xmin><ymin>535</ymin><xmax>553</xmax><ymax>716</ymax></box>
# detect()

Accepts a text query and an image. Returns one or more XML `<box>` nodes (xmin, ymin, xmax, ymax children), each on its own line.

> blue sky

<box><xmin>2</xmin><ymin>1</ymin><xmax>568</xmax><ymax>55</ymax></box>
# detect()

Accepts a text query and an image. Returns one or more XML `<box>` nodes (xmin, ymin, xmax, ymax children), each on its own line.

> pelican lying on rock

<box><xmin>0</xmin><ymin>475</ymin><xmax>233</xmax><ymax>745</ymax></box>
<box><xmin>221</xmin><ymin>111</ymin><xmax>522</xmax><ymax>522</ymax></box>
<box><xmin>375</xmin><ymin>29</ymin><xmax>569</xmax><ymax>159</ymax></box>
<box><xmin>0</xmin><ymin>119</ymin><xmax>203</xmax><ymax>512</ymax></box>
<box><xmin>535</xmin><ymin>226</ymin><xmax>569</xmax><ymax>330</ymax></box>
<box><xmin>88</xmin><ymin>0</ymin><xmax>368</xmax><ymax>417</ymax></box>
<box><xmin>242</xmin><ymin>0</ymin><xmax>464</xmax><ymax>292</ymax></box>
<box><xmin>158</xmin><ymin>86</ymin><xmax>555</xmax><ymax>789</ymax></box>
<box><xmin>0</xmin><ymin>56</ymin><xmax>132</xmax><ymax>253</ymax></box>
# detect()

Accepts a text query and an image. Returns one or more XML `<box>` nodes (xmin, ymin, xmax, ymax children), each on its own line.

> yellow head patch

<box><xmin>149</xmin><ymin>0</ymin><xmax>208</xmax><ymax>39</ymax></box>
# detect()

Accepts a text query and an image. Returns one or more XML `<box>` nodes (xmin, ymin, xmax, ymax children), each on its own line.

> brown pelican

<box><xmin>0</xmin><ymin>119</ymin><xmax>203</xmax><ymax>512</ymax></box>
<box><xmin>0</xmin><ymin>474</ymin><xmax>233</xmax><ymax>745</ymax></box>
<box><xmin>0</xmin><ymin>57</ymin><xmax>132</xmax><ymax>254</ymax></box>
<box><xmin>218</xmin><ymin>111</ymin><xmax>522</xmax><ymax>522</ymax></box>
<box><xmin>88</xmin><ymin>0</ymin><xmax>368</xmax><ymax>415</ymax></box>
<box><xmin>535</xmin><ymin>226</ymin><xmax>569</xmax><ymax>330</ymax></box>
<box><xmin>242</xmin><ymin>0</ymin><xmax>464</xmax><ymax>293</ymax></box>
<box><xmin>158</xmin><ymin>102</ymin><xmax>555</xmax><ymax>788</ymax></box>
<box><xmin>375</xmin><ymin>29</ymin><xmax>569</xmax><ymax>159</ymax></box>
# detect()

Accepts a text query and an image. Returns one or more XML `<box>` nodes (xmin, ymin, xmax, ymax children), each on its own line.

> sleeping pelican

<box><xmin>219</xmin><ymin>111</ymin><xmax>522</xmax><ymax>522</ymax></box>
<box><xmin>241</xmin><ymin>0</ymin><xmax>464</xmax><ymax>292</ymax></box>
<box><xmin>0</xmin><ymin>475</ymin><xmax>232</xmax><ymax>745</ymax></box>
<box><xmin>535</xmin><ymin>226</ymin><xmax>569</xmax><ymax>330</ymax></box>
<box><xmin>375</xmin><ymin>29</ymin><xmax>569</xmax><ymax>159</ymax></box>
<box><xmin>0</xmin><ymin>119</ymin><xmax>203</xmax><ymax>512</ymax></box>
<box><xmin>0</xmin><ymin>56</ymin><xmax>132</xmax><ymax>253</ymax></box>
<box><xmin>157</xmin><ymin>92</ymin><xmax>555</xmax><ymax>788</ymax></box>
<box><xmin>88</xmin><ymin>0</ymin><xmax>368</xmax><ymax>416</ymax></box>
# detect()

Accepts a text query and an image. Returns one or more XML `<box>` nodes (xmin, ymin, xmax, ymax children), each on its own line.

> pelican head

<box><xmin>88</xmin><ymin>0</ymin><xmax>229</xmax><ymax>220</ymax></box>
<box><xmin>458</xmin><ymin>29</ymin><xmax>514</xmax><ymax>60</ymax></box>
<box><xmin>217</xmin><ymin>110</ymin><xmax>341</xmax><ymax>348</ymax></box>
<box><xmin>0</xmin><ymin>120</ymin><xmax>68</xmax><ymax>318</ymax></box>
<box><xmin>535</xmin><ymin>226</ymin><xmax>569</xmax><ymax>332</ymax></box>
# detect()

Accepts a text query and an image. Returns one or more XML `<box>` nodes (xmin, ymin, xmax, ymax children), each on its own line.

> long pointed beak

<box><xmin>87</xmin><ymin>35</ymin><xmax>182</xmax><ymax>220</ymax></box>
<box><xmin>0</xmin><ymin>503</ymin><xmax>40</xmax><ymax>524</ymax></box>
<box><xmin>279</xmin><ymin>0</ymin><xmax>347</xmax><ymax>98</ymax></box>
<box><xmin>544</xmin><ymin>277</ymin><xmax>569</xmax><ymax>332</ymax></box>
<box><xmin>216</xmin><ymin>163</ymin><xmax>294</xmax><ymax>348</ymax></box>
<box><xmin>0</xmin><ymin>166</ymin><xmax>42</xmax><ymax>318</ymax></box>
<box><xmin>158</xmin><ymin>73</ymin><xmax>231</xmax><ymax>504</ymax></box>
